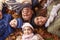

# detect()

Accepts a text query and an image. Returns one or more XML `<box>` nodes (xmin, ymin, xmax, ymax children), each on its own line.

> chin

<box><xmin>24</xmin><ymin>19</ymin><xmax>30</xmax><ymax>21</ymax></box>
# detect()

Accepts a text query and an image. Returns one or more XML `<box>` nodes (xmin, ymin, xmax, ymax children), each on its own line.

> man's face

<box><xmin>10</xmin><ymin>19</ymin><xmax>17</xmax><ymax>28</ymax></box>
<box><xmin>22</xmin><ymin>26</ymin><xmax>33</xmax><ymax>35</ymax></box>
<box><xmin>22</xmin><ymin>7</ymin><xmax>33</xmax><ymax>21</ymax></box>
<box><xmin>0</xmin><ymin>11</ymin><xmax>2</xmax><ymax>19</ymax></box>
<box><xmin>34</xmin><ymin>16</ymin><xmax>47</xmax><ymax>26</ymax></box>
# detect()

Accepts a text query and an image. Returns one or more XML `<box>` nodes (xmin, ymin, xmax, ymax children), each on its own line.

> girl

<box><xmin>16</xmin><ymin>22</ymin><xmax>44</xmax><ymax>40</ymax></box>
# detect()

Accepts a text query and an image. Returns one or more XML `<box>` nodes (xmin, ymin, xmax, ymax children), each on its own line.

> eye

<box><xmin>27</xmin><ymin>29</ymin><xmax>31</xmax><ymax>31</ymax></box>
<box><xmin>36</xmin><ymin>18</ymin><xmax>39</xmax><ymax>20</ymax></box>
<box><xmin>14</xmin><ymin>20</ymin><xmax>16</xmax><ymax>22</ymax></box>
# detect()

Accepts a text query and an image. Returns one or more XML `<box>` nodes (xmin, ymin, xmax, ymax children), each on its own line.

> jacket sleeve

<box><xmin>45</xmin><ymin>4</ymin><xmax>60</xmax><ymax>27</ymax></box>
<box><xmin>43</xmin><ymin>0</ymin><xmax>53</xmax><ymax>9</ymax></box>
<box><xmin>5</xmin><ymin>14</ymin><xmax>12</xmax><ymax>24</ymax></box>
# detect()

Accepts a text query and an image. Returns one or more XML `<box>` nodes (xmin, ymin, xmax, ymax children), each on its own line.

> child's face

<box><xmin>34</xmin><ymin>16</ymin><xmax>47</xmax><ymax>26</ymax></box>
<box><xmin>22</xmin><ymin>7</ymin><xmax>33</xmax><ymax>21</ymax></box>
<box><xmin>10</xmin><ymin>19</ymin><xmax>17</xmax><ymax>28</ymax></box>
<box><xmin>0</xmin><ymin>11</ymin><xmax>2</xmax><ymax>19</ymax></box>
<box><xmin>22</xmin><ymin>26</ymin><xmax>33</xmax><ymax>35</ymax></box>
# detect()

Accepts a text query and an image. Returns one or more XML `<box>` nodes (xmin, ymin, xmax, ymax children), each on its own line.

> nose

<box><xmin>25</xmin><ymin>30</ymin><xmax>29</xmax><ymax>34</ymax></box>
<box><xmin>38</xmin><ymin>19</ymin><xmax>42</xmax><ymax>22</ymax></box>
<box><xmin>23</xmin><ymin>10</ymin><xmax>28</xmax><ymax>14</ymax></box>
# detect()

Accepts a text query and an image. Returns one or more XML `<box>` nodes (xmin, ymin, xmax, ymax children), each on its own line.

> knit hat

<box><xmin>21</xmin><ymin>3</ymin><xmax>32</xmax><ymax>11</ymax></box>
<box><xmin>16</xmin><ymin>18</ymin><xmax>23</xmax><ymax>28</ymax></box>
<box><xmin>6</xmin><ymin>0</ymin><xmax>16</xmax><ymax>3</ymax></box>
<box><xmin>15</xmin><ymin>3</ymin><xmax>32</xmax><ymax>14</ymax></box>
<box><xmin>6</xmin><ymin>0</ymin><xmax>23</xmax><ymax>14</ymax></box>
<box><xmin>22</xmin><ymin>22</ymin><xmax>34</xmax><ymax>30</ymax></box>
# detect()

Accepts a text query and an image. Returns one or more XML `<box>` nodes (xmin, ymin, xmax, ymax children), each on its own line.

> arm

<box><xmin>43</xmin><ymin>0</ymin><xmax>53</xmax><ymax>9</ymax></box>
<box><xmin>45</xmin><ymin>4</ymin><xmax>60</xmax><ymax>27</ymax></box>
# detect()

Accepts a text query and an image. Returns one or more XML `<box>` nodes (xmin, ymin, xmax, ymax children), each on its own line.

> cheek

<box><xmin>42</xmin><ymin>18</ymin><xmax>46</xmax><ymax>22</ymax></box>
<box><xmin>23</xmin><ymin>29</ymin><xmax>32</xmax><ymax>34</ymax></box>
<box><xmin>22</xmin><ymin>13</ymin><xmax>24</xmax><ymax>16</ymax></box>
<box><xmin>34</xmin><ymin>19</ymin><xmax>38</xmax><ymax>24</ymax></box>
<box><xmin>28</xmin><ymin>30</ymin><xmax>32</xmax><ymax>33</ymax></box>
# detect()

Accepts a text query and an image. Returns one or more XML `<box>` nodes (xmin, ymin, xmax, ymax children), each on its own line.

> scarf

<box><xmin>22</xmin><ymin>33</ymin><xmax>34</xmax><ymax>40</ymax></box>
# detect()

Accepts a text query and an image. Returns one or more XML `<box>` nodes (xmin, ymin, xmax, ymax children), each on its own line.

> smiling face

<box><xmin>10</xmin><ymin>19</ymin><xmax>17</xmax><ymax>28</ymax></box>
<box><xmin>34</xmin><ymin>16</ymin><xmax>47</xmax><ymax>26</ymax></box>
<box><xmin>22</xmin><ymin>26</ymin><xmax>33</xmax><ymax>35</ymax></box>
<box><xmin>0</xmin><ymin>11</ymin><xmax>3</xmax><ymax>19</ymax></box>
<box><xmin>22</xmin><ymin>7</ymin><xmax>33</xmax><ymax>21</ymax></box>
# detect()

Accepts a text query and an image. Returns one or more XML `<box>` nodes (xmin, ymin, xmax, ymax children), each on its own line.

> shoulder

<box><xmin>4</xmin><ymin>14</ymin><xmax>11</xmax><ymax>18</ymax></box>
<box><xmin>16</xmin><ymin>36</ymin><xmax>22</xmax><ymax>40</ymax></box>
<box><xmin>32</xmin><ymin>34</ymin><xmax>44</xmax><ymax>40</ymax></box>
<box><xmin>4</xmin><ymin>14</ymin><xmax>12</xmax><ymax>21</ymax></box>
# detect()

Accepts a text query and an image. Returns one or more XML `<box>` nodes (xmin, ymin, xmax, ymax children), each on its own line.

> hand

<box><xmin>38</xmin><ymin>0</ymin><xmax>41</xmax><ymax>3</ymax></box>
<box><xmin>45</xmin><ymin>22</ymin><xmax>49</xmax><ymax>27</ymax></box>
<box><xmin>43</xmin><ymin>4</ymin><xmax>47</xmax><ymax>9</ymax></box>
<box><xmin>9</xmin><ymin>19</ymin><xmax>17</xmax><ymax>28</ymax></box>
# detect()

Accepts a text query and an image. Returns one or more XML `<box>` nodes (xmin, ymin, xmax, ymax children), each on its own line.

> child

<box><xmin>16</xmin><ymin>22</ymin><xmax>44</xmax><ymax>40</ymax></box>
<box><xmin>10</xmin><ymin>18</ymin><xmax>23</xmax><ymax>28</ymax></box>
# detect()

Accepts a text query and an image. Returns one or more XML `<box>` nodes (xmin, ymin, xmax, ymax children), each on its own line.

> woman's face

<box><xmin>22</xmin><ymin>26</ymin><xmax>33</xmax><ymax>35</ymax></box>
<box><xmin>22</xmin><ymin>7</ymin><xmax>33</xmax><ymax>21</ymax></box>
<box><xmin>10</xmin><ymin>19</ymin><xmax>17</xmax><ymax>28</ymax></box>
<box><xmin>34</xmin><ymin>16</ymin><xmax>47</xmax><ymax>26</ymax></box>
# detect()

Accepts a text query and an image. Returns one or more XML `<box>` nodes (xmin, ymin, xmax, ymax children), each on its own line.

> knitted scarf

<box><xmin>22</xmin><ymin>33</ymin><xmax>34</xmax><ymax>40</ymax></box>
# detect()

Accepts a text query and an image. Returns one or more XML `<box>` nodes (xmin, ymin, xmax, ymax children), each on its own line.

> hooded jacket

<box><xmin>0</xmin><ymin>13</ymin><xmax>13</xmax><ymax>40</ymax></box>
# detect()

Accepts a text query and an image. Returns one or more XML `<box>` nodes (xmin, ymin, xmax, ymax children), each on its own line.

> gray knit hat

<box><xmin>21</xmin><ymin>3</ymin><xmax>32</xmax><ymax>11</ymax></box>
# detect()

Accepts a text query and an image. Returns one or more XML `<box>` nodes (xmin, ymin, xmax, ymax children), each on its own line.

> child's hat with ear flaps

<box><xmin>22</xmin><ymin>22</ymin><xmax>34</xmax><ymax>30</ymax></box>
